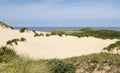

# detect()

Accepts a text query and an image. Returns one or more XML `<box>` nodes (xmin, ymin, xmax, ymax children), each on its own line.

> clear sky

<box><xmin>0</xmin><ymin>0</ymin><xmax>120</xmax><ymax>27</ymax></box>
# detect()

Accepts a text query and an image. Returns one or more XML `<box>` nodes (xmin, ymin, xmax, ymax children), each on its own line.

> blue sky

<box><xmin>0</xmin><ymin>0</ymin><xmax>120</xmax><ymax>27</ymax></box>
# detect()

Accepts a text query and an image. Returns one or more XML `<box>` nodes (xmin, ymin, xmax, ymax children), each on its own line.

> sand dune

<box><xmin>0</xmin><ymin>28</ymin><xmax>117</xmax><ymax>59</ymax></box>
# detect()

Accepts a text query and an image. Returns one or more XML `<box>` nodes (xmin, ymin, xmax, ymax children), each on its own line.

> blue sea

<box><xmin>14</xmin><ymin>27</ymin><xmax>120</xmax><ymax>32</ymax></box>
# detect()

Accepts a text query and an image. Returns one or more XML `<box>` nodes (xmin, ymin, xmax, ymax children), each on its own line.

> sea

<box><xmin>14</xmin><ymin>27</ymin><xmax>120</xmax><ymax>32</ymax></box>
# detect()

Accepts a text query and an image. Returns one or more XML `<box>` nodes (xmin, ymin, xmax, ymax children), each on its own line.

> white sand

<box><xmin>0</xmin><ymin>27</ymin><xmax>117</xmax><ymax>59</ymax></box>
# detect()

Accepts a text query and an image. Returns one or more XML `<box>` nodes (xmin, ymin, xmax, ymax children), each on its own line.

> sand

<box><xmin>0</xmin><ymin>27</ymin><xmax>117</xmax><ymax>59</ymax></box>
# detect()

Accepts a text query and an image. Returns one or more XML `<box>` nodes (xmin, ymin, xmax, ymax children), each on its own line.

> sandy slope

<box><xmin>0</xmin><ymin>27</ymin><xmax>117</xmax><ymax>59</ymax></box>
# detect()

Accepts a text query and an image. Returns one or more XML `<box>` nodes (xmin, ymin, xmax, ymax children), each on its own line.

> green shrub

<box><xmin>34</xmin><ymin>33</ymin><xmax>44</xmax><ymax>37</ymax></box>
<box><xmin>50</xmin><ymin>28</ymin><xmax>120</xmax><ymax>39</ymax></box>
<box><xmin>32</xmin><ymin>30</ymin><xmax>36</xmax><ymax>33</ymax></box>
<box><xmin>103</xmin><ymin>41</ymin><xmax>120</xmax><ymax>53</ymax></box>
<box><xmin>11</xmin><ymin>39</ymin><xmax>19</xmax><ymax>42</ymax></box>
<box><xmin>51</xmin><ymin>30</ymin><xmax>65</xmax><ymax>36</ymax></box>
<box><xmin>20</xmin><ymin>28</ymin><xmax>29</xmax><ymax>33</ymax></box>
<box><xmin>20</xmin><ymin>38</ymin><xmax>26</xmax><ymax>42</ymax></box>
<box><xmin>6</xmin><ymin>38</ymin><xmax>27</xmax><ymax>46</ymax></box>
<box><xmin>0</xmin><ymin>46</ymin><xmax>17</xmax><ymax>62</ymax></box>
<box><xmin>47</xmin><ymin>59</ymin><xmax>75</xmax><ymax>73</ymax></box>
<box><xmin>40</xmin><ymin>33</ymin><xmax>44</xmax><ymax>36</ymax></box>
<box><xmin>46</xmin><ymin>33</ymin><xmax>50</xmax><ymax>37</ymax></box>
<box><xmin>0</xmin><ymin>21</ymin><xmax>14</xmax><ymax>29</ymax></box>
<box><xmin>6</xmin><ymin>40</ymin><xmax>12</xmax><ymax>46</ymax></box>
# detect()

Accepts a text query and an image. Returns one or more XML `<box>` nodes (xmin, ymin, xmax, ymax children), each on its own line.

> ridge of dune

<box><xmin>0</xmin><ymin>21</ymin><xmax>14</xmax><ymax>29</ymax></box>
<box><xmin>0</xmin><ymin>26</ymin><xmax>117</xmax><ymax>59</ymax></box>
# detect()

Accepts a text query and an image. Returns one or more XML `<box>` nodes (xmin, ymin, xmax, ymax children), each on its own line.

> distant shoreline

<box><xmin>14</xmin><ymin>27</ymin><xmax>120</xmax><ymax>32</ymax></box>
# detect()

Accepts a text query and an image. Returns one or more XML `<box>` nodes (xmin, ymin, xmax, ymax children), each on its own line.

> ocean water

<box><xmin>14</xmin><ymin>27</ymin><xmax>120</xmax><ymax>32</ymax></box>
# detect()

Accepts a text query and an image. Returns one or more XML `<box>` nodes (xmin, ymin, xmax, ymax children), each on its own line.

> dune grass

<box><xmin>6</xmin><ymin>38</ymin><xmax>26</xmax><ymax>46</ymax></box>
<box><xmin>104</xmin><ymin>41</ymin><xmax>120</xmax><ymax>53</ymax></box>
<box><xmin>20</xmin><ymin>28</ymin><xmax>29</xmax><ymax>33</ymax></box>
<box><xmin>50</xmin><ymin>27</ymin><xmax>120</xmax><ymax>39</ymax></box>
<box><xmin>0</xmin><ymin>21</ymin><xmax>14</xmax><ymax>29</ymax></box>
<box><xmin>0</xmin><ymin>46</ymin><xmax>75</xmax><ymax>73</ymax></box>
<box><xmin>64</xmin><ymin>53</ymin><xmax>120</xmax><ymax>73</ymax></box>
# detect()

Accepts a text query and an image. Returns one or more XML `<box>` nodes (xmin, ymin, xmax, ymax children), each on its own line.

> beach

<box><xmin>0</xmin><ymin>27</ymin><xmax>117</xmax><ymax>59</ymax></box>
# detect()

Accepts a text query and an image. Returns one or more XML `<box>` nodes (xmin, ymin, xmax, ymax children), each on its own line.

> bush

<box><xmin>47</xmin><ymin>59</ymin><xmax>75</xmax><ymax>73</ymax></box>
<box><xmin>34</xmin><ymin>33</ymin><xmax>39</xmax><ymax>37</ymax></box>
<box><xmin>32</xmin><ymin>30</ymin><xmax>36</xmax><ymax>33</ymax></box>
<box><xmin>103</xmin><ymin>41</ymin><xmax>120</xmax><ymax>53</ymax></box>
<box><xmin>6</xmin><ymin>40</ymin><xmax>12</xmax><ymax>46</ymax></box>
<box><xmin>40</xmin><ymin>33</ymin><xmax>44</xmax><ymax>36</ymax></box>
<box><xmin>20</xmin><ymin>38</ymin><xmax>26</xmax><ymax>42</ymax></box>
<box><xmin>51</xmin><ymin>30</ymin><xmax>65</xmax><ymax>36</ymax></box>
<box><xmin>0</xmin><ymin>46</ymin><xmax>17</xmax><ymax>62</ymax></box>
<box><xmin>34</xmin><ymin>33</ymin><xmax>44</xmax><ymax>37</ymax></box>
<box><xmin>46</xmin><ymin>33</ymin><xmax>50</xmax><ymax>37</ymax></box>
<box><xmin>6</xmin><ymin>38</ymin><xmax>26</xmax><ymax>46</ymax></box>
<box><xmin>20</xmin><ymin>28</ymin><xmax>29</xmax><ymax>33</ymax></box>
<box><xmin>0</xmin><ymin>21</ymin><xmax>14</xmax><ymax>29</ymax></box>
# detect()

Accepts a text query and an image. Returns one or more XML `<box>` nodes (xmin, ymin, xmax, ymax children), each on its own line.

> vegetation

<box><xmin>50</xmin><ymin>27</ymin><xmax>120</xmax><ymax>39</ymax></box>
<box><xmin>20</xmin><ymin>38</ymin><xmax>27</xmax><ymax>42</ymax></box>
<box><xmin>0</xmin><ymin>47</ymin><xmax>75</xmax><ymax>73</ymax></box>
<box><xmin>64</xmin><ymin>53</ymin><xmax>120</xmax><ymax>73</ymax></box>
<box><xmin>34</xmin><ymin>33</ymin><xmax>44</xmax><ymax>37</ymax></box>
<box><xmin>51</xmin><ymin>30</ymin><xmax>65</xmax><ymax>37</ymax></box>
<box><xmin>47</xmin><ymin>59</ymin><xmax>75</xmax><ymax>73</ymax></box>
<box><xmin>0</xmin><ymin>21</ymin><xmax>14</xmax><ymax>29</ymax></box>
<box><xmin>46</xmin><ymin>33</ymin><xmax>51</xmax><ymax>37</ymax></box>
<box><xmin>104</xmin><ymin>41</ymin><xmax>120</xmax><ymax>53</ymax></box>
<box><xmin>0</xmin><ymin>46</ymin><xmax>18</xmax><ymax>62</ymax></box>
<box><xmin>20</xmin><ymin>27</ymin><xmax>29</xmax><ymax>33</ymax></box>
<box><xmin>32</xmin><ymin>30</ymin><xmax>36</xmax><ymax>33</ymax></box>
<box><xmin>6</xmin><ymin>38</ymin><xmax>26</xmax><ymax>46</ymax></box>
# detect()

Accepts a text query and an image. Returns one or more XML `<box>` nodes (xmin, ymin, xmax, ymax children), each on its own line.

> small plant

<box><xmin>40</xmin><ymin>33</ymin><xmax>44</xmax><ymax>36</ymax></box>
<box><xmin>0</xmin><ymin>21</ymin><xmax>14</xmax><ymax>29</ymax></box>
<box><xmin>6</xmin><ymin>40</ymin><xmax>13</xmax><ymax>46</ymax></box>
<box><xmin>32</xmin><ymin>30</ymin><xmax>36</xmax><ymax>33</ymax></box>
<box><xmin>46</xmin><ymin>33</ymin><xmax>50</xmax><ymax>37</ymax></box>
<box><xmin>20</xmin><ymin>38</ymin><xmax>26</xmax><ymax>42</ymax></box>
<box><xmin>34</xmin><ymin>33</ymin><xmax>39</xmax><ymax>37</ymax></box>
<box><xmin>34</xmin><ymin>33</ymin><xmax>44</xmax><ymax>37</ymax></box>
<box><xmin>20</xmin><ymin>28</ymin><xmax>29</xmax><ymax>33</ymax></box>
<box><xmin>51</xmin><ymin>30</ymin><xmax>65</xmax><ymax>36</ymax></box>
<box><xmin>6</xmin><ymin>38</ymin><xmax>27</xmax><ymax>46</ymax></box>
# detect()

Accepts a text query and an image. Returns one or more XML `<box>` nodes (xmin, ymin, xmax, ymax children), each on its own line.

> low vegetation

<box><xmin>0</xmin><ymin>21</ymin><xmax>14</xmax><ymax>29</ymax></box>
<box><xmin>0</xmin><ymin>46</ymin><xmax>17</xmax><ymax>62</ymax></box>
<box><xmin>104</xmin><ymin>41</ymin><xmax>120</xmax><ymax>53</ymax></box>
<box><xmin>34</xmin><ymin>33</ymin><xmax>44</xmax><ymax>37</ymax></box>
<box><xmin>20</xmin><ymin>27</ymin><xmax>29</xmax><ymax>33</ymax></box>
<box><xmin>64</xmin><ymin>53</ymin><xmax>120</xmax><ymax>73</ymax></box>
<box><xmin>46</xmin><ymin>33</ymin><xmax>51</xmax><ymax>37</ymax></box>
<box><xmin>51</xmin><ymin>30</ymin><xmax>65</xmax><ymax>36</ymax></box>
<box><xmin>32</xmin><ymin>30</ymin><xmax>36</xmax><ymax>33</ymax></box>
<box><xmin>50</xmin><ymin>27</ymin><xmax>120</xmax><ymax>39</ymax></box>
<box><xmin>0</xmin><ymin>46</ymin><xmax>75</xmax><ymax>73</ymax></box>
<box><xmin>6</xmin><ymin>38</ymin><xmax>26</xmax><ymax>46</ymax></box>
